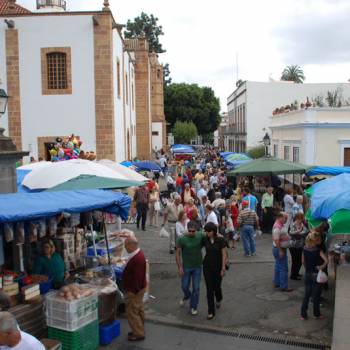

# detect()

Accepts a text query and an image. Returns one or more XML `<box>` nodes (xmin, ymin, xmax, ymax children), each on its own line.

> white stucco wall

<box><xmin>228</xmin><ymin>81</ymin><xmax>350</xmax><ymax>149</ymax></box>
<box><xmin>152</xmin><ymin>122</ymin><xmax>163</xmax><ymax>152</ymax></box>
<box><xmin>1</xmin><ymin>15</ymin><xmax>96</xmax><ymax>159</ymax></box>
<box><xmin>112</xmin><ymin>29</ymin><xmax>125</xmax><ymax>162</ymax></box>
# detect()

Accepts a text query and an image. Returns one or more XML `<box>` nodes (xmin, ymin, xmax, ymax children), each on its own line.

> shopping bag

<box><xmin>159</xmin><ymin>226</ymin><xmax>170</xmax><ymax>238</ymax></box>
<box><xmin>154</xmin><ymin>201</ymin><xmax>161</xmax><ymax>211</ymax></box>
<box><xmin>316</xmin><ymin>270</ymin><xmax>328</xmax><ymax>284</ymax></box>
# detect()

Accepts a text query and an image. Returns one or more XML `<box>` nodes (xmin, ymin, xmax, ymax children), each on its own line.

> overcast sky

<box><xmin>18</xmin><ymin>0</ymin><xmax>350</xmax><ymax>111</ymax></box>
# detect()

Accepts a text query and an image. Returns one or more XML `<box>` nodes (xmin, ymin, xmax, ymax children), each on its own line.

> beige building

<box><xmin>125</xmin><ymin>38</ymin><xmax>166</xmax><ymax>160</ymax></box>
<box><xmin>269</xmin><ymin>108</ymin><xmax>350</xmax><ymax>166</ymax></box>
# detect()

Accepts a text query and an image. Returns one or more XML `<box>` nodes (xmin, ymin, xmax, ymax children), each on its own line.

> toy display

<box><xmin>48</xmin><ymin>134</ymin><xmax>96</xmax><ymax>162</ymax></box>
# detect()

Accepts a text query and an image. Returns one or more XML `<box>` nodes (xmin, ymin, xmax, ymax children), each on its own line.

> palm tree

<box><xmin>280</xmin><ymin>65</ymin><xmax>305</xmax><ymax>83</ymax></box>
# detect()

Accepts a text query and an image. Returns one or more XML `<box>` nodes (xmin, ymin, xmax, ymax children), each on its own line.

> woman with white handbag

<box><xmin>300</xmin><ymin>232</ymin><xmax>328</xmax><ymax>320</ymax></box>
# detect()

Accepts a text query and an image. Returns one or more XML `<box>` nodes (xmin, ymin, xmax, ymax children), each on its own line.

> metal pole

<box><xmin>102</xmin><ymin>217</ymin><xmax>111</xmax><ymax>265</ymax></box>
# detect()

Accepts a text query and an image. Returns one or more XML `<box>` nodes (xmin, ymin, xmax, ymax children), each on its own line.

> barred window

<box><xmin>47</xmin><ymin>52</ymin><xmax>67</xmax><ymax>90</ymax></box>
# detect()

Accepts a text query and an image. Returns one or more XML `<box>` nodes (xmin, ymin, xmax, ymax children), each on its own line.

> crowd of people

<box><xmin>130</xmin><ymin>148</ymin><xmax>330</xmax><ymax>322</ymax></box>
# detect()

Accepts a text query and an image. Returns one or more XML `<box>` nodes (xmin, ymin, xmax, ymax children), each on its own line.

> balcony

<box><xmin>223</xmin><ymin>127</ymin><xmax>247</xmax><ymax>136</ymax></box>
<box><xmin>37</xmin><ymin>0</ymin><xmax>66</xmax><ymax>10</ymax></box>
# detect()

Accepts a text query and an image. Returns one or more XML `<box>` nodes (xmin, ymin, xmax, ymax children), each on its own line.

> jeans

<box><xmin>301</xmin><ymin>272</ymin><xmax>322</xmax><ymax>318</ymax></box>
<box><xmin>272</xmin><ymin>247</ymin><xmax>288</xmax><ymax>289</ymax></box>
<box><xmin>136</xmin><ymin>203</ymin><xmax>148</xmax><ymax>230</ymax></box>
<box><xmin>241</xmin><ymin>225</ymin><xmax>256</xmax><ymax>255</ymax></box>
<box><xmin>203</xmin><ymin>268</ymin><xmax>222</xmax><ymax>315</ymax></box>
<box><xmin>181</xmin><ymin>266</ymin><xmax>202</xmax><ymax>310</ymax></box>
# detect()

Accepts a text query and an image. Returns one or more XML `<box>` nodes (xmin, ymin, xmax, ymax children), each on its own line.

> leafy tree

<box><xmin>247</xmin><ymin>145</ymin><xmax>266</xmax><ymax>159</ymax></box>
<box><xmin>124</xmin><ymin>12</ymin><xmax>165</xmax><ymax>53</ymax></box>
<box><xmin>163</xmin><ymin>63</ymin><xmax>172</xmax><ymax>86</ymax></box>
<box><xmin>172</xmin><ymin>121</ymin><xmax>198</xmax><ymax>144</ymax></box>
<box><xmin>164</xmin><ymin>83</ymin><xmax>221</xmax><ymax>136</ymax></box>
<box><xmin>280</xmin><ymin>65</ymin><xmax>305</xmax><ymax>83</ymax></box>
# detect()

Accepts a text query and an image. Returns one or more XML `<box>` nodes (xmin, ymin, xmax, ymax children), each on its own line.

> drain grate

<box><xmin>146</xmin><ymin>318</ymin><xmax>331</xmax><ymax>350</ymax></box>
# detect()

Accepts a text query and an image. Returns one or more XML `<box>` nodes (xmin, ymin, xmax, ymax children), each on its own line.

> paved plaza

<box><xmin>106</xmin><ymin>223</ymin><xmax>334</xmax><ymax>349</ymax></box>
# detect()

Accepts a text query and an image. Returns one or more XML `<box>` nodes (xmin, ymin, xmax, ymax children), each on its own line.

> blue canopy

<box><xmin>306</xmin><ymin>166</ymin><xmax>350</xmax><ymax>177</ymax></box>
<box><xmin>219</xmin><ymin>152</ymin><xmax>234</xmax><ymax>158</ymax></box>
<box><xmin>0</xmin><ymin>190</ymin><xmax>131</xmax><ymax>223</ymax></box>
<box><xmin>311</xmin><ymin>173</ymin><xmax>350</xmax><ymax>219</ymax></box>
<box><xmin>171</xmin><ymin>144</ymin><xmax>195</xmax><ymax>154</ymax></box>
<box><xmin>132</xmin><ymin>161</ymin><xmax>161</xmax><ymax>172</ymax></box>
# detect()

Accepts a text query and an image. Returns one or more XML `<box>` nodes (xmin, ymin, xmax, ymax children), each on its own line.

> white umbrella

<box><xmin>18</xmin><ymin>161</ymin><xmax>51</xmax><ymax>171</ymax></box>
<box><xmin>22</xmin><ymin>159</ymin><xmax>129</xmax><ymax>190</ymax></box>
<box><xmin>98</xmin><ymin>159</ymin><xmax>148</xmax><ymax>182</ymax></box>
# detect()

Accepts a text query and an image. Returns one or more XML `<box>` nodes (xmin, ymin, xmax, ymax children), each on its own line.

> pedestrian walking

<box><xmin>300</xmin><ymin>233</ymin><xmax>328</xmax><ymax>320</ymax></box>
<box><xmin>148</xmin><ymin>187</ymin><xmax>159</xmax><ymax>227</ymax></box>
<box><xmin>134</xmin><ymin>185</ymin><xmax>150</xmax><ymax>231</ymax></box>
<box><xmin>202</xmin><ymin>222</ymin><xmax>227</xmax><ymax>320</ymax></box>
<box><xmin>272</xmin><ymin>213</ymin><xmax>293</xmax><ymax>292</ymax></box>
<box><xmin>261</xmin><ymin>186</ymin><xmax>274</xmax><ymax>233</ymax></box>
<box><xmin>181</xmin><ymin>183</ymin><xmax>196</xmax><ymax>204</ymax></box>
<box><xmin>242</xmin><ymin>188</ymin><xmax>258</xmax><ymax>212</ymax></box>
<box><xmin>205</xmin><ymin>204</ymin><xmax>219</xmax><ymax>227</ymax></box>
<box><xmin>163</xmin><ymin>194</ymin><xmax>184</xmax><ymax>254</ymax></box>
<box><xmin>283</xmin><ymin>189</ymin><xmax>295</xmax><ymax>228</ymax></box>
<box><xmin>175</xmin><ymin>211</ymin><xmax>189</xmax><ymax>238</ymax></box>
<box><xmin>175</xmin><ymin>221</ymin><xmax>203</xmax><ymax>316</ymax></box>
<box><xmin>123</xmin><ymin>235</ymin><xmax>147</xmax><ymax>341</ymax></box>
<box><xmin>289</xmin><ymin>213</ymin><xmax>308</xmax><ymax>280</ymax></box>
<box><xmin>237</xmin><ymin>200</ymin><xmax>259</xmax><ymax>257</ymax></box>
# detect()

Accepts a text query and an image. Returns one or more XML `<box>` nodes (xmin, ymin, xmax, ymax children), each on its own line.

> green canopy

<box><xmin>46</xmin><ymin>175</ymin><xmax>143</xmax><ymax>192</ymax></box>
<box><xmin>305</xmin><ymin>209</ymin><xmax>324</xmax><ymax>230</ymax></box>
<box><xmin>328</xmin><ymin>209</ymin><xmax>350</xmax><ymax>235</ymax></box>
<box><xmin>228</xmin><ymin>157</ymin><xmax>312</xmax><ymax>176</ymax></box>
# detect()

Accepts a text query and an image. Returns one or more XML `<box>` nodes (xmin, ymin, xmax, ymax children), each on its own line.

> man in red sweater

<box><xmin>122</xmin><ymin>236</ymin><xmax>147</xmax><ymax>341</ymax></box>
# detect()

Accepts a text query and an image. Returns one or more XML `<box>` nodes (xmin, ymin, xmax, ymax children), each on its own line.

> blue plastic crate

<box><xmin>99</xmin><ymin>320</ymin><xmax>120</xmax><ymax>346</ymax></box>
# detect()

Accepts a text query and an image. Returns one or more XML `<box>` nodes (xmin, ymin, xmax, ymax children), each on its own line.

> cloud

<box><xmin>274</xmin><ymin>9</ymin><xmax>350</xmax><ymax>65</ymax></box>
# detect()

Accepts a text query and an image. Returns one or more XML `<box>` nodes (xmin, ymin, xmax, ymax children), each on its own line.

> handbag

<box><xmin>154</xmin><ymin>201</ymin><xmax>161</xmax><ymax>211</ymax></box>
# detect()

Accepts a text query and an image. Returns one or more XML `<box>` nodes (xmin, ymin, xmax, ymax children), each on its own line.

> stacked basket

<box><xmin>45</xmin><ymin>290</ymin><xmax>99</xmax><ymax>350</ymax></box>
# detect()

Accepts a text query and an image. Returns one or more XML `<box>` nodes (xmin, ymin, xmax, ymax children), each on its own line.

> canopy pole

<box><xmin>102</xmin><ymin>216</ymin><xmax>111</xmax><ymax>265</ymax></box>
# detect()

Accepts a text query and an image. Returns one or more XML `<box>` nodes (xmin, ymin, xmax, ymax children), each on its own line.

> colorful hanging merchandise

<box><xmin>48</xmin><ymin>134</ymin><xmax>94</xmax><ymax>162</ymax></box>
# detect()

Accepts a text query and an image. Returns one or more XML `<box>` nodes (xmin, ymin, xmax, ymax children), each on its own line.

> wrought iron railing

<box><xmin>36</xmin><ymin>0</ymin><xmax>66</xmax><ymax>10</ymax></box>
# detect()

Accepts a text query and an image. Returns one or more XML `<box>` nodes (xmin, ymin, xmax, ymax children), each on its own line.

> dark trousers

<box><xmin>301</xmin><ymin>272</ymin><xmax>322</xmax><ymax>318</ymax></box>
<box><xmin>289</xmin><ymin>247</ymin><xmax>303</xmax><ymax>278</ymax></box>
<box><xmin>203</xmin><ymin>268</ymin><xmax>223</xmax><ymax>315</ymax></box>
<box><xmin>136</xmin><ymin>203</ymin><xmax>148</xmax><ymax>230</ymax></box>
<box><xmin>262</xmin><ymin>207</ymin><xmax>274</xmax><ymax>233</ymax></box>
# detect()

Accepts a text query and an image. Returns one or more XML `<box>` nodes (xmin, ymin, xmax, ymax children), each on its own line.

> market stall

<box><xmin>0</xmin><ymin>189</ymin><xmax>132</xmax><ymax>349</ymax></box>
<box><xmin>305</xmin><ymin>174</ymin><xmax>350</xmax><ymax>269</ymax></box>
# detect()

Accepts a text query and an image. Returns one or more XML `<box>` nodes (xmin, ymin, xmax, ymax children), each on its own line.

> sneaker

<box><xmin>207</xmin><ymin>314</ymin><xmax>214</xmax><ymax>320</ymax></box>
<box><xmin>251</xmin><ymin>252</ymin><xmax>256</xmax><ymax>256</ymax></box>
<box><xmin>190</xmin><ymin>308</ymin><xmax>198</xmax><ymax>316</ymax></box>
<box><xmin>179</xmin><ymin>298</ymin><xmax>188</xmax><ymax>307</ymax></box>
<box><xmin>245</xmin><ymin>253</ymin><xmax>251</xmax><ymax>257</ymax></box>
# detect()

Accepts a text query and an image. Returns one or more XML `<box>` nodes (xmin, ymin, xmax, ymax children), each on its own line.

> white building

<box><xmin>270</xmin><ymin>108</ymin><xmax>350</xmax><ymax>166</ymax></box>
<box><xmin>227</xmin><ymin>81</ymin><xmax>350</xmax><ymax>152</ymax></box>
<box><xmin>0</xmin><ymin>0</ymin><xmax>137</xmax><ymax>162</ymax></box>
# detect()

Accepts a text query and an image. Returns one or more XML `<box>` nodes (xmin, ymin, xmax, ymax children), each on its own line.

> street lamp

<box><xmin>262</xmin><ymin>132</ymin><xmax>270</xmax><ymax>157</ymax></box>
<box><xmin>0</xmin><ymin>88</ymin><xmax>9</xmax><ymax>115</ymax></box>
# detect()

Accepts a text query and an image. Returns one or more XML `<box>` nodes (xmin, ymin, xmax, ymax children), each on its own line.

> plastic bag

<box><xmin>159</xmin><ymin>226</ymin><xmax>170</xmax><ymax>238</ymax></box>
<box><xmin>154</xmin><ymin>201</ymin><xmax>161</xmax><ymax>211</ymax></box>
<box><xmin>317</xmin><ymin>270</ymin><xmax>328</xmax><ymax>284</ymax></box>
